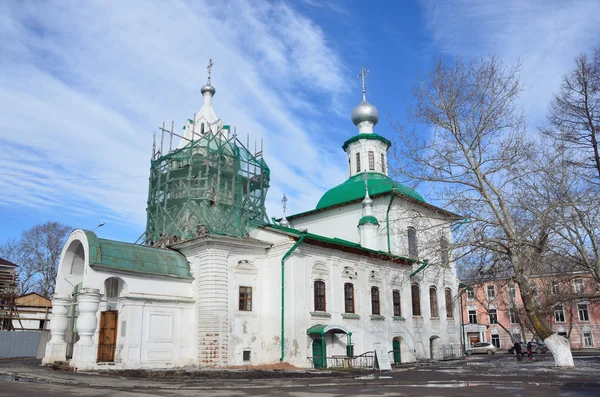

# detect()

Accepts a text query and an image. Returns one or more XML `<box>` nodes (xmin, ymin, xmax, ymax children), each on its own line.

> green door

<box><xmin>393</xmin><ymin>338</ymin><xmax>401</xmax><ymax>364</ymax></box>
<box><xmin>312</xmin><ymin>339</ymin><xmax>326</xmax><ymax>369</ymax></box>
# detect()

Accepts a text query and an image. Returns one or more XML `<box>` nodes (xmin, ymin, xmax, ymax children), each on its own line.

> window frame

<box><xmin>368</xmin><ymin>151</ymin><xmax>375</xmax><ymax>170</ymax></box>
<box><xmin>583</xmin><ymin>331</ymin><xmax>594</xmax><ymax>347</ymax></box>
<box><xmin>578</xmin><ymin>302</ymin><xmax>590</xmax><ymax>322</ymax></box>
<box><xmin>508</xmin><ymin>284</ymin><xmax>516</xmax><ymax>300</ymax></box>
<box><xmin>486</xmin><ymin>285</ymin><xmax>495</xmax><ymax>300</ymax></box>
<box><xmin>508</xmin><ymin>309</ymin><xmax>518</xmax><ymax>324</ymax></box>
<box><xmin>551</xmin><ymin>282</ymin><xmax>560</xmax><ymax>295</ymax></box>
<box><xmin>468</xmin><ymin>309</ymin><xmax>477</xmax><ymax>324</ymax></box>
<box><xmin>554</xmin><ymin>305</ymin><xmax>565</xmax><ymax>323</ymax></box>
<box><xmin>381</xmin><ymin>153</ymin><xmax>385</xmax><ymax>173</ymax></box>
<box><xmin>356</xmin><ymin>153</ymin><xmax>361</xmax><ymax>173</ymax></box>
<box><xmin>491</xmin><ymin>334</ymin><xmax>500</xmax><ymax>348</ymax></box>
<box><xmin>371</xmin><ymin>286</ymin><xmax>380</xmax><ymax>315</ymax></box>
<box><xmin>440</xmin><ymin>236</ymin><xmax>449</xmax><ymax>267</ymax></box>
<box><xmin>407</xmin><ymin>227</ymin><xmax>418</xmax><ymax>258</ymax></box>
<box><xmin>445</xmin><ymin>288</ymin><xmax>453</xmax><ymax>318</ymax></box>
<box><xmin>574</xmin><ymin>278</ymin><xmax>584</xmax><ymax>294</ymax></box>
<box><xmin>429</xmin><ymin>286</ymin><xmax>439</xmax><ymax>318</ymax></box>
<box><xmin>105</xmin><ymin>278</ymin><xmax>119</xmax><ymax>299</ymax></box>
<box><xmin>344</xmin><ymin>283</ymin><xmax>355</xmax><ymax>314</ymax></box>
<box><xmin>488</xmin><ymin>308</ymin><xmax>498</xmax><ymax>324</ymax></box>
<box><xmin>466</xmin><ymin>287</ymin><xmax>475</xmax><ymax>300</ymax></box>
<box><xmin>314</xmin><ymin>280</ymin><xmax>326</xmax><ymax>312</ymax></box>
<box><xmin>411</xmin><ymin>284</ymin><xmax>421</xmax><ymax>316</ymax></box>
<box><xmin>239</xmin><ymin>286</ymin><xmax>253</xmax><ymax>311</ymax></box>
<box><xmin>392</xmin><ymin>290</ymin><xmax>401</xmax><ymax>317</ymax></box>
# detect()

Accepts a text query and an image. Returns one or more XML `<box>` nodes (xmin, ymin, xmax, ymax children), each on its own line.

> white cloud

<box><xmin>0</xmin><ymin>0</ymin><xmax>350</xmax><ymax>234</ymax></box>
<box><xmin>420</xmin><ymin>0</ymin><xmax>600</xmax><ymax>124</ymax></box>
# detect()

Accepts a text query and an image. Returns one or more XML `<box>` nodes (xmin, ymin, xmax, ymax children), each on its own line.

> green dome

<box><xmin>316</xmin><ymin>172</ymin><xmax>425</xmax><ymax>210</ymax></box>
<box><xmin>358</xmin><ymin>215</ymin><xmax>379</xmax><ymax>226</ymax></box>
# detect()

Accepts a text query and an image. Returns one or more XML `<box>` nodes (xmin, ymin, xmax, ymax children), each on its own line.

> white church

<box><xmin>43</xmin><ymin>63</ymin><xmax>462</xmax><ymax>370</ymax></box>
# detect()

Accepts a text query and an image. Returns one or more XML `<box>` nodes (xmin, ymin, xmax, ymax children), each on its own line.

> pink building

<box><xmin>460</xmin><ymin>273</ymin><xmax>600</xmax><ymax>351</ymax></box>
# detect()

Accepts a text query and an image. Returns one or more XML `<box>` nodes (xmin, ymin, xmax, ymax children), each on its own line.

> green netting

<box><xmin>145</xmin><ymin>132</ymin><xmax>270</xmax><ymax>245</ymax></box>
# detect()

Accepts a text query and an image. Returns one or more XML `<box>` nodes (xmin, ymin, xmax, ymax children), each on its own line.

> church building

<box><xmin>43</xmin><ymin>63</ymin><xmax>462</xmax><ymax>370</ymax></box>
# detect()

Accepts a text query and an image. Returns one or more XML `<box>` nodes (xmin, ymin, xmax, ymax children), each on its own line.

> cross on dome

<box><xmin>280</xmin><ymin>193</ymin><xmax>290</xmax><ymax>227</ymax></box>
<box><xmin>358</xmin><ymin>66</ymin><xmax>369</xmax><ymax>101</ymax></box>
<box><xmin>207</xmin><ymin>59</ymin><xmax>214</xmax><ymax>84</ymax></box>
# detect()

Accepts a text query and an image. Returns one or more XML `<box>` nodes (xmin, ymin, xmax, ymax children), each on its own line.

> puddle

<box><xmin>354</xmin><ymin>375</ymin><xmax>393</xmax><ymax>380</ymax></box>
<box><xmin>0</xmin><ymin>375</ymin><xmax>13</xmax><ymax>382</ymax></box>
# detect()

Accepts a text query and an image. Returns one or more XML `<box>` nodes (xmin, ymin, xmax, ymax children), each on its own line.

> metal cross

<box><xmin>207</xmin><ymin>59</ymin><xmax>214</xmax><ymax>83</ymax></box>
<box><xmin>362</xmin><ymin>171</ymin><xmax>370</xmax><ymax>194</ymax></box>
<box><xmin>282</xmin><ymin>193</ymin><xmax>288</xmax><ymax>216</ymax></box>
<box><xmin>358</xmin><ymin>66</ymin><xmax>369</xmax><ymax>100</ymax></box>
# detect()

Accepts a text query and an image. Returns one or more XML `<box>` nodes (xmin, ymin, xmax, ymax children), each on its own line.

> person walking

<box><xmin>527</xmin><ymin>342</ymin><xmax>533</xmax><ymax>361</ymax></box>
<box><xmin>514</xmin><ymin>342</ymin><xmax>523</xmax><ymax>361</ymax></box>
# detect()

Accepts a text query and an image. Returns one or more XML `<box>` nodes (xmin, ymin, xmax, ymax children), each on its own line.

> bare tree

<box><xmin>391</xmin><ymin>55</ymin><xmax>574</xmax><ymax>366</ymax></box>
<box><xmin>0</xmin><ymin>222</ymin><xmax>71</xmax><ymax>297</ymax></box>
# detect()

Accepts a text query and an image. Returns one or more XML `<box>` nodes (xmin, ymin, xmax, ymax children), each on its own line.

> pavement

<box><xmin>1</xmin><ymin>354</ymin><xmax>600</xmax><ymax>396</ymax></box>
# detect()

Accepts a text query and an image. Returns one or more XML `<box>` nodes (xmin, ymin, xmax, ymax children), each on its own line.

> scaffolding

<box><xmin>0</xmin><ymin>258</ymin><xmax>21</xmax><ymax>331</ymax></box>
<box><xmin>144</xmin><ymin>121</ymin><xmax>270</xmax><ymax>246</ymax></box>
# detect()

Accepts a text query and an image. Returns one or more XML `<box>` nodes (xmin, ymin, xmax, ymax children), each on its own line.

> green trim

<box><xmin>281</xmin><ymin>237</ymin><xmax>305</xmax><ymax>362</ymax></box>
<box><xmin>386</xmin><ymin>189</ymin><xmax>395</xmax><ymax>253</ymax></box>
<box><xmin>310</xmin><ymin>312</ymin><xmax>332</xmax><ymax>318</ymax></box>
<box><xmin>80</xmin><ymin>230</ymin><xmax>191</xmax><ymax>279</ymax></box>
<box><xmin>341</xmin><ymin>313</ymin><xmax>360</xmax><ymax>319</ymax></box>
<box><xmin>342</xmin><ymin>133</ymin><xmax>391</xmax><ymax>151</ymax></box>
<box><xmin>315</xmin><ymin>172</ymin><xmax>425</xmax><ymax>211</ymax></box>
<box><xmin>358</xmin><ymin>215</ymin><xmax>379</xmax><ymax>226</ymax></box>
<box><xmin>392</xmin><ymin>316</ymin><xmax>406</xmax><ymax>321</ymax></box>
<box><xmin>263</xmin><ymin>224</ymin><xmax>416</xmax><ymax>265</ymax></box>
<box><xmin>410</xmin><ymin>259</ymin><xmax>429</xmax><ymax>278</ymax></box>
<box><xmin>370</xmin><ymin>315</ymin><xmax>385</xmax><ymax>320</ymax></box>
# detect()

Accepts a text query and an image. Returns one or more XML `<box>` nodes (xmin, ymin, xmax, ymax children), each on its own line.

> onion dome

<box><xmin>358</xmin><ymin>215</ymin><xmax>379</xmax><ymax>226</ymax></box>
<box><xmin>279</xmin><ymin>216</ymin><xmax>290</xmax><ymax>228</ymax></box>
<box><xmin>351</xmin><ymin>100</ymin><xmax>379</xmax><ymax>127</ymax></box>
<box><xmin>201</xmin><ymin>83</ymin><xmax>216</xmax><ymax>96</ymax></box>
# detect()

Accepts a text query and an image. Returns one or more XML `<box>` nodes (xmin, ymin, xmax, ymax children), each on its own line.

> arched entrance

<box><xmin>430</xmin><ymin>335</ymin><xmax>441</xmax><ymax>360</ymax></box>
<box><xmin>392</xmin><ymin>337</ymin><xmax>402</xmax><ymax>364</ymax></box>
<box><xmin>307</xmin><ymin>324</ymin><xmax>352</xmax><ymax>369</ymax></box>
<box><xmin>97</xmin><ymin>277</ymin><xmax>128</xmax><ymax>363</ymax></box>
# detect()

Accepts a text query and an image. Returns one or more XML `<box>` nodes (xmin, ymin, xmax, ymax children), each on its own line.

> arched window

<box><xmin>381</xmin><ymin>153</ymin><xmax>386</xmax><ymax>173</ymax></box>
<box><xmin>430</xmin><ymin>287</ymin><xmax>439</xmax><ymax>318</ymax></box>
<box><xmin>411</xmin><ymin>284</ymin><xmax>421</xmax><ymax>316</ymax></box>
<box><xmin>344</xmin><ymin>283</ymin><xmax>355</xmax><ymax>313</ymax></box>
<box><xmin>105</xmin><ymin>278</ymin><xmax>120</xmax><ymax>298</ymax></box>
<box><xmin>356</xmin><ymin>153</ymin><xmax>361</xmax><ymax>173</ymax></box>
<box><xmin>407</xmin><ymin>227</ymin><xmax>418</xmax><ymax>258</ymax></box>
<box><xmin>368</xmin><ymin>151</ymin><xmax>375</xmax><ymax>170</ymax></box>
<box><xmin>393</xmin><ymin>290</ymin><xmax>401</xmax><ymax>317</ymax></box>
<box><xmin>371</xmin><ymin>286</ymin><xmax>380</xmax><ymax>315</ymax></box>
<box><xmin>445</xmin><ymin>288</ymin><xmax>453</xmax><ymax>318</ymax></box>
<box><xmin>440</xmin><ymin>236</ymin><xmax>449</xmax><ymax>266</ymax></box>
<box><xmin>314</xmin><ymin>280</ymin><xmax>326</xmax><ymax>312</ymax></box>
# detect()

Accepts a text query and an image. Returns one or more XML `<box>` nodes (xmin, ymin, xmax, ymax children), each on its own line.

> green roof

<box><xmin>82</xmin><ymin>230</ymin><xmax>191</xmax><ymax>279</ymax></box>
<box><xmin>316</xmin><ymin>172</ymin><xmax>425</xmax><ymax>210</ymax></box>
<box><xmin>342</xmin><ymin>133</ymin><xmax>391</xmax><ymax>151</ymax></box>
<box><xmin>358</xmin><ymin>215</ymin><xmax>379</xmax><ymax>226</ymax></box>
<box><xmin>262</xmin><ymin>224</ymin><xmax>416</xmax><ymax>265</ymax></box>
<box><xmin>307</xmin><ymin>324</ymin><xmax>350</xmax><ymax>335</ymax></box>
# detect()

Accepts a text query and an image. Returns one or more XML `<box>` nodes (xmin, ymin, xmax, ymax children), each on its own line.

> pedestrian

<box><xmin>527</xmin><ymin>342</ymin><xmax>533</xmax><ymax>361</ymax></box>
<box><xmin>514</xmin><ymin>342</ymin><xmax>523</xmax><ymax>361</ymax></box>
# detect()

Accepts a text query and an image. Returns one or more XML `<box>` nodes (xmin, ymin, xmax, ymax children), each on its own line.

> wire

<box><xmin>0</xmin><ymin>172</ymin><xmax>147</xmax><ymax>181</ymax></box>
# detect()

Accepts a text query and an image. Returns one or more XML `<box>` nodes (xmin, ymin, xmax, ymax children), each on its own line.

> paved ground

<box><xmin>1</xmin><ymin>353</ymin><xmax>600</xmax><ymax>396</ymax></box>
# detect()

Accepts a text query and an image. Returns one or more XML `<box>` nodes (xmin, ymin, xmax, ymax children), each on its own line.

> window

<box><xmin>381</xmin><ymin>153</ymin><xmax>385</xmax><ymax>173</ymax></box>
<box><xmin>429</xmin><ymin>287</ymin><xmax>439</xmax><ymax>318</ymax></box>
<box><xmin>487</xmin><ymin>285</ymin><xmax>495</xmax><ymax>300</ymax></box>
<box><xmin>39</xmin><ymin>320</ymin><xmax>46</xmax><ymax>330</ymax></box>
<box><xmin>348</xmin><ymin>158</ymin><xmax>351</xmax><ymax>177</ymax></box>
<box><xmin>393</xmin><ymin>290</ymin><xmax>401</xmax><ymax>316</ymax></box>
<box><xmin>554</xmin><ymin>305</ymin><xmax>565</xmax><ymax>322</ymax></box>
<box><xmin>491</xmin><ymin>334</ymin><xmax>500</xmax><ymax>348</ymax></box>
<box><xmin>508</xmin><ymin>284</ymin><xmax>516</xmax><ymax>300</ymax></box>
<box><xmin>314</xmin><ymin>280</ymin><xmax>326</xmax><ymax>312</ymax></box>
<box><xmin>411</xmin><ymin>284</ymin><xmax>421</xmax><ymax>316</ymax></box>
<box><xmin>445</xmin><ymin>289</ymin><xmax>453</xmax><ymax>318</ymax></box>
<box><xmin>468</xmin><ymin>309</ymin><xmax>477</xmax><ymax>324</ymax></box>
<box><xmin>578</xmin><ymin>303</ymin><xmax>590</xmax><ymax>322</ymax></box>
<box><xmin>583</xmin><ymin>331</ymin><xmax>594</xmax><ymax>347</ymax></box>
<box><xmin>356</xmin><ymin>153</ymin><xmax>361</xmax><ymax>173</ymax></box>
<box><xmin>551</xmin><ymin>282</ymin><xmax>560</xmax><ymax>295</ymax></box>
<box><xmin>105</xmin><ymin>278</ymin><xmax>119</xmax><ymax>298</ymax></box>
<box><xmin>440</xmin><ymin>236</ymin><xmax>449</xmax><ymax>267</ymax></box>
<box><xmin>344</xmin><ymin>283</ymin><xmax>355</xmax><ymax>313</ymax></box>
<box><xmin>508</xmin><ymin>309</ymin><xmax>518</xmax><ymax>324</ymax></box>
<box><xmin>371</xmin><ymin>287</ymin><xmax>380</xmax><ymax>315</ymax></box>
<box><xmin>407</xmin><ymin>227</ymin><xmax>418</xmax><ymax>258</ymax></box>
<box><xmin>239</xmin><ymin>286</ymin><xmax>252</xmax><ymax>311</ymax></box>
<box><xmin>574</xmin><ymin>278</ymin><xmax>584</xmax><ymax>294</ymax></box>
<box><xmin>368</xmin><ymin>151</ymin><xmax>375</xmax><ymax>170</ymax></box>
<box><xmin>489</xmin><ymin>308</ymin><xmax>498</xmax><ymax>324</ymax></box>
<box><xmin>466</xmin><ymin>287</ymin><xmax>475</xmax><ymax>300</ymax></box>
<box><xmin>513</xmin><ymin>333</ymin><xmax>522</xmax><ymax>343</ymax></box>
<box><xmin>243</xmin><ymin>350</ymin><xmax>251</xmax><ymax>362</ymax></box>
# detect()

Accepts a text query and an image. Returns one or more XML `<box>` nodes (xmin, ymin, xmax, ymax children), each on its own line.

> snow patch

<box><xmin>544</xmin><ymin>334</ymin><xmax>574</xmax><ymax>367</ymax></box>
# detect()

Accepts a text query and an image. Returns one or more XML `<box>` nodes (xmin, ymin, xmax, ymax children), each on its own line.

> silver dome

<box><xmin>351</xmin><ymin>100</ymin><xmax>379</xmax><ymax>126</ymax></box>
<box><xmin>201</xmin><ymin>83</ymin><xmax>216</xmax><ymax>96</ymax></box>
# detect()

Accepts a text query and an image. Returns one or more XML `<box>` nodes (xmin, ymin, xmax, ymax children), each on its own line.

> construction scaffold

<box><xmin>143</xmin><ymin>120</ymin><xmax>270</xmax><ymax>247</ymax></box>
<box><xmin>0</xmin><ymin>258</ymin><xmax>22</xmax><ymax>331</ymax></box>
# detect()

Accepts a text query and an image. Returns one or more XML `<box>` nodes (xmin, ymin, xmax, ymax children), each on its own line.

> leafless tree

<box><xmin>0</xmin><ymin>222</ymin><xmax>71</xmax><ymax>297</ymax></box>
<box><xmin>391</xmin><ymin>55</ymin><xmax>574</xmax><ymax>366</ymax></box>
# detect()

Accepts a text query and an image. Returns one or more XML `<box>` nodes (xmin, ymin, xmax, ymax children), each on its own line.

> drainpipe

<box><xmin>459</xmin><ymin>288</ymin><xmax>466</xmax><ymax>354</ymax></box>
<box><xmin>409</xmin><ymin>259</ymin><xmax>429</xmax><ymax>278</ymax></box>
<box><xmin>386</xmin><ymin>188</ymin><xmax>397</xmax><ymax>253</ymax></box>
<box><xmin>280</xmin><ymin>236</ymin><xmax>305</xmax><ymax>362</ymax></box>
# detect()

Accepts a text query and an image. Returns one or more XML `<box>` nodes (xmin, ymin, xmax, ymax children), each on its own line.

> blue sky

<box><xmin>1</xmin><ymin>0</ymin><xmax>599</xmax><ymax>244</ymax></box>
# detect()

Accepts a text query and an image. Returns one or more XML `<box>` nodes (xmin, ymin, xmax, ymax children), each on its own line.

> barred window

<box><xmin>368</xmin><ymin>151</ymin><xmax>375</xmax><ymax>170</ymax></box>
<box><xmin>371</xmin><ymin>286</ymin><xmax>380</xmax><ymax>315</ymax></box>
<box><xmin>344</xmin><ymin>283</ymin><xmax>355</xmax><ymax>313</ymax></box>
<box><xmin>314</xmin><ymin>280</ymin><xmax>326</xmax><ymax>312</ymax></box>
<box><xmin>239</xmin><ymin>286</ymin><xmax>252</xmax><ymax>311</ymax></box>
<box><xmin>381</xmin><ymin>153</ymin><xmax>386</xmax><ymax>173</ymax></box>
<box><xmin>445</xmin><ymin>289</ymin><xmax>453</xmax><ymax>318</ymax></box>
<box><xmin>411</xmin><ymin>284</ymin><xmax>421</xmax><ymax>316</ymax></box>
<box><xmin>393</xmin><ymin>290</ymin><xmax>401</xmax><ymax>317</ymax></box>
<box><xmin>429</xmin><ymin>287</ymin><xmax>438</xmax><ymax>318</ymax></box>
<box><xmin>407</xmin><ymin>227</ymin><xmax>418</xmax><ymax>258</ymax></box>
<box><xmin>356</xmin><ymin>153</ymin><xmax>361</xmax><ymax>173</ymax></box>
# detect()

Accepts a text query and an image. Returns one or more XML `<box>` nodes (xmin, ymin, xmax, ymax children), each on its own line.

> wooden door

<box><xmin>97</xmin><ymin>311</ymin><xmax>118</xmax><ymax>362</ymax></box>
<box><xmin>312</xmin><ymin>339</ymin><xmax>326</xmax><ymax>369</ymax></box>
<box><xmin>392</xmin><ymin>338</ymin><xmax>401</xmax><ymax>364</ymax></box>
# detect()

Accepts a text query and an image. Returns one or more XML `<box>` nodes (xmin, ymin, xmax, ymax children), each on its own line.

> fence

<box><xmin>307</xmin><ymin>351</ymin><xmax>375</xmax><ymax>369</ymax></box>
<box><xmin>435</xmin><ymin>343</ymin><xmax>462</xmax><ymax>360</ymax></box>
<box><xmin>0</xmin><ymin>330</ymin><xmax>50</xmax><ymax>359</ymax></box>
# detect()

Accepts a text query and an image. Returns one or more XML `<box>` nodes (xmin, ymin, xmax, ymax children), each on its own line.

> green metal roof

<box><xmin>262</xmin><ymin>224</ymin><xmax>416</xmax><ymax>265</ymax></box>
<box><xmin>358</xmin><ymin>215</ymin><xmax>379</xmax><ymax>226</ymax></box>
<box><xmin>315</xmin><ymin>172</ymin><xmax>425</xmax><ymax>210</ymax></box>
<box><xmin>342</xmin><ymin>133</ymin><xmax>391</xmax><ymax>151</ymax></box>
<box><xmin>81</xmin><ymin>230</ymin><xmax>191</xmax><ymax>279</ymax></box>
<box><xmin>307</xmin><ymin>324</ymin><xmax>350</xmax><ymax>335</ymax></box>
